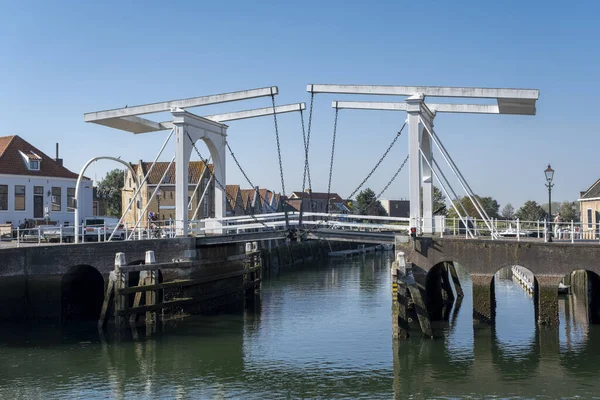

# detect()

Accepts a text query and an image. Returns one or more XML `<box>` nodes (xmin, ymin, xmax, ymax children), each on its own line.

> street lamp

<box><xmin>545</xmin><ymin>164</ymin><xmax>554</xmax><ymax>242</ymax></box>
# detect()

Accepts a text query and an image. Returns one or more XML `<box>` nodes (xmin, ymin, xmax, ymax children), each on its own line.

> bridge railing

<box><xmin>441</xmin><ymin>217</ymin><xmax>600</xmax><ymax>243</ymax></box>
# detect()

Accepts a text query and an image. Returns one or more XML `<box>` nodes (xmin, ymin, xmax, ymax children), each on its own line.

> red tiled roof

<box><xmin>289</xmin><ymin>191</ymin><xmax>343</xmax><ymax>201</ymax></box>
<box><xmin>0</xmin><ymin>135</ymin><xmax>80</xmax><ymax>179</ymax></box>
<box><xmin>225</xmin><ymin>184</ymin><xmax>240</xmax><ymax>209</ymax></box>
<box><xmin>132</xmin><ymin>161</ymin><xmax>213</xmax><ymax>185</ymax></box>
<box><xmin>239</xmin><ymin>189</ymin><xmax>255</xmax><ymax>211</ymax></box>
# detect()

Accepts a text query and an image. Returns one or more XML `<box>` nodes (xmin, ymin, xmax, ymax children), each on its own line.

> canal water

<box><xmin>1</xmin><ymin>252</ymin><xmax>600</xmax><ymax>399</ymax></box>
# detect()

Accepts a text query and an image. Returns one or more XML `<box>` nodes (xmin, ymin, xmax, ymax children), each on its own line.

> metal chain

<box><xmin>326</xmin><ymin>106</ymin><xmax>339</xmax><ymax>213</ymax></box>
<box><xmin>347</xmin><ymin>122</ymin><xmax>406</xmax><ymax>200</ymax></box>
<box><xmin>185</xmin><ymin>130</ymin><xmax>278</xmax><ymax>232</ymax></box>
<box><xmin>226</xmin><ymin>142</ymin><xmax>275</xmax><ymax>212</ymax></box>
<box><xmin>271</xmin><ymin>93</ymin><xmax>286</xmax><ymax>196</ymax></box>
<box><xmin>301</xmin><ymin>92</ymin><xmax>315</xmax><ymax>192</ymax></box>
<box><xmin>376</xmin><ymin>154</ymin><xmax>409</xmax><ymax>199</ymax></box>
<box><xmin>357</xmin><ymin>155</ymin><xmax>409</xmax><ymax>215</ymax></box>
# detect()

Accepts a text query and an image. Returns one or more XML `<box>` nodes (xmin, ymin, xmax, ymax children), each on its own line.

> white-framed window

<box><xmin>14</xmin><ymin>185</ymin><xmax>25</xmax><ymax>211</ymax></box>
<box><xmin>587</xmin><ymin>208</ymin><xmax>593</xmax><ymax>229</ymax></box>
<box><xmin>52</xmin><ymin>187</ymin><xmax>61</xmax><ymax>211</ymax></box>
<box><xmin>67</xmin><ymin>188</ymin><xmax>75</xmax><ymax>212</ymax></box>
<box><xmin>0</xmin><ymin>185</ymin><xmax>8</xmax><ymax>210</ymax></box>
<box><xmin>29</xmin><ymin>160</ymin><xmax>40</xmax><ymax>170</ymax></box>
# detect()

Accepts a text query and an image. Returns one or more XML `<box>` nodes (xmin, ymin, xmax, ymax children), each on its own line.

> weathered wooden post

<box><xmin>145</xmin><ymin>250</ymin><xmax>157</xmax><ymax>325</ymax></box>
<box><xmin>114</xmin><ymin>252</ymin><xmax>127</xmax><ymax>327</ymax></box>
<box><xmin>392</xmin><ymin>251</ymin><xmax>414</xmax><ymax>339</ymax></box>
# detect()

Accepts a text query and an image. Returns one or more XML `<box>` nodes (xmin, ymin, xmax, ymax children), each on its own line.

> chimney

<box><xmin>305</xmin><ymin>188</ymin><xmax>312</xmax><ymax>194</ymax></box>
<box><xmin>54</xmin><ymin>143</ymin><xmax>63</xmax><ymax>166</ymax></box>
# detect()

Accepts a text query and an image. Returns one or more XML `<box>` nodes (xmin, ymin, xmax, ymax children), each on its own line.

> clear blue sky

<box><xmin>1</xmin><ymin>0</ymin><xmax>599</xmax><ymax>209</ymax></box>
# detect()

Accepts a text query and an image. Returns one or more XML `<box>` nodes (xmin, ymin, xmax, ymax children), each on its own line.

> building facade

<box><xmin>121</xmin><ymin>160</ymin><xmax>215</xmax><ymax>225</ymax></box>
<box><xmin>579</xmin><ymin>179</ymin><xmax>600</xmax><ymax>239</ymax></box>
<box><xmin>380</xmin><ymin>199</ymin><xmax>410</xmax><ymax>218</ymax></box>
<box><xmin>0</xmin><ymin>135</ymin><xmax>93</xmax><ymax>227</ymax></box>
<box><xmin>287</xmin><ymin>190</ymin><xmax>346</xmax><ymax>213</ymax></box>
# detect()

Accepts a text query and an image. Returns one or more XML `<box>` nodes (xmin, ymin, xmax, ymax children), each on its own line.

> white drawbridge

<box><xmin>306</xmin><ymin>84</ymin><xmax>539</xmax><ymax>238</ymax></box>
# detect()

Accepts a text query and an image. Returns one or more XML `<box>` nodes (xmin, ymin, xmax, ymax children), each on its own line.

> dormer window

<box><xmin>19</xmin><ymin>150</ymin><xmax>42</xmax><ymax>171</ymax></box>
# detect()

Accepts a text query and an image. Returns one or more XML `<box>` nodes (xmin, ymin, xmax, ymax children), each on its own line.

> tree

<box><xmin>447</xmin><ymin>195</ymin><xmax>500</xmax><ymax>219</ymax></box>
<box><xmin>557</xmin><ymin>201</ymin><xmax>579</xmax><ymax>222</ymax></box>
<box><xmin>356</xmin><ymin>188</ymin><xmax>387</xmax><ymax>216</ymax></box>
<box><xmin>97</xmin><ymin>169</ymin><xmax>124</xmax><ymax>217</ymax></box>
<box><xmin>515</xmin><ymin>200</ymin><xmax>547</xmax><ymax>222</ymax></box>
<box><xmin>501</xmin><ymin>203</ymin><xmax>515</xmax><ymax>219</ymax></box>
<box><xmin>433</xmin><ymin>186</ymin><xmax>447</xmax><ymax>216</ymax></box>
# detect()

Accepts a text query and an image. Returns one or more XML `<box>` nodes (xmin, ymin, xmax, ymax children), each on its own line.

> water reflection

<box><xmin>0</xmin><ymin>253</ymin><xmax>599</xmax><ymax>399</ymax></box>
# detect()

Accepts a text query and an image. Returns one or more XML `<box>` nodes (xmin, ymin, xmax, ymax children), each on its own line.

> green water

<box><xmin>0</xmin><ymin>253</ymin><xmax>599</xmax><ymax>399</ymax></box>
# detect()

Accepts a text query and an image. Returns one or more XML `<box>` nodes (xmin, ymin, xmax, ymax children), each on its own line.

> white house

<box><xmin>0</xmin><ymin>135</ymin><xmax>93</xmax><ymax>227</ymax></box>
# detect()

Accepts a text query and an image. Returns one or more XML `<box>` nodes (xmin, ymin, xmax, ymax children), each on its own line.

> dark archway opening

<box><xmin>62</xmin><ymin>265</ymin><xmax>104</xmax><ymax>322</ymax></box>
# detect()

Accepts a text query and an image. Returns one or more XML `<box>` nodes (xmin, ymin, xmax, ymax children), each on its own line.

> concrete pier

<box><xmin>471</xmin><ymin>274</ymin><xmax>496</xmax><ymax>325</ymax></box>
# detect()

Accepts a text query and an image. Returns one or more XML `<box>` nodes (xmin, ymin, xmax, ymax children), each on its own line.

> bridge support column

<box><xmin>406</xmin><ymin>94</ymin><xmax>435</xmax><ymax>235</ymax></box>
<box><xmin>172</xmin><ymin>110</ymin><xmax>228</xmax><ymax>236</ymax></box>
<box><xmin>471</xmin><ymin>274</ymin><xmax>496</xmax><ymax>325</ymax></box>
<box><xmin>535</xmin><ymin>275</ymin><xmax>561</xmax><ymax>326</ymax></box>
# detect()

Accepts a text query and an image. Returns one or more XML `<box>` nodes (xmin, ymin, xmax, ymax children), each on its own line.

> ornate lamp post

<box><xmin>545</xmin><ymin>164</ymin><xmax>554</xmax><ymax>242</ymax></box>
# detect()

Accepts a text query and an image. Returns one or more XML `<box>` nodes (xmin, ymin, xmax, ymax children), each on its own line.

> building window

<box><xmin>29</xmin><ymin>160</ymin><xmax>40</xmax><ymax>171</ymax></box>
<box><xmin>14</xmin><ymin>185</ymin><xmax>25</xmax><ymax>211</ymax></box>
<box><xmin>67</xmin><ymin>188</ymin><xmax>75</xmax><ymax>212</ymax></box>
<box><xmin>587</xmin><ymin>208</ymin><xmax>593</xmax><ymax>229</ymax></box>
<box><xmin>0</xmin><ymin>185</ymin><xmax>7</xmax><ymax>210</ymax></box>
<box><xmin>52</xmin><ymin>187</ymin><xmax>61</xmax><ymax>211</ymax></box>
<box><xmin>129</xmin><ymin>178</ymin><xmax>132</xmax><ymax>188</ymax></box>
<box><xmin>170</xmin><ymin>191</ymin><xmax>173</xmax><ymax>199</ymax></box>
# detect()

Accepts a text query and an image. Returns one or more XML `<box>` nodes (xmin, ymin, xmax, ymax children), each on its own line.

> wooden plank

<box><xmin>116</xmin><ymin>297</ymin><xmax>195</xmax><ymax>316</ymax></box>
<box><xmin>97</xmin><ymin>279</ymin><xmax>114</xmax><ymax>328</ymax></box>
<box><xmin>117</xmin><ymin>269</ymin><xmax>246</xmax><ymax>294</ymax></box>
<box><xmin>118</xmin><ymin>261</ymin><xmax>193</xmax><ymax>272</ymax></box>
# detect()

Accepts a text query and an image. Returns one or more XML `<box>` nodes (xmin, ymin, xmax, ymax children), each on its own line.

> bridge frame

<box><xmin>307</xmin><ymin>84</ymin><xmax>539</xmax><ymax>236</ymax></box>
<box><xmin>85</xmin><ymin>87</ymin><xmax>305</xmax><ymax>236</ymax></box>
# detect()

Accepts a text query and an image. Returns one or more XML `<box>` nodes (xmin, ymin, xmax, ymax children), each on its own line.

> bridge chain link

<box><xmin>185</xmin><ymin>130</ymin><xmax>283</xmax><ymax>233</ymax></box>
<box><xmin>357</xmin><ymin>154</ymin><xmax>410</xmax><ymax>215</ymax></box>
<box><xmin>326</xmin><ymin>106</ymin><xmax>339</xmax><ymax>213</ymax></box>
<box><xmin>271</xmin><ymin>93</ymin><xmax>286</xmax><ymax>196</ymax></box>
<box><xmin>227</xmin><ymin>143</ymin><xmax>276</xmax><ymax>213</ymax></box>
<box><xmin>346</xmin><ymin>122</ymin><xmax>406</xmax><ymax>200</ymax></box>
<box><xmin>301</xmin><ymin>92</ymin><xmax>315</xmax><ymax>193</ymax></box>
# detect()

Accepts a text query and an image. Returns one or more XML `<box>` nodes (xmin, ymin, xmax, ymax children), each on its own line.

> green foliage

<box><xmin>97</xmin><ymin>169</ymin><xmax>124</xmax><ymax>217</ymax></box>
<box><xmin>433</xmin><ymin>186</ymin><xmax>447</xmax><ymax>216</ymax></box>
<box><xmin>447</xmin><ymin>195</ymin><xmax>500</xmax><ymax>219</ymax></box>
<box><xmin>356</xmin><ymin>188</ymin><xmax>387</xmax><ymax>216</ymax></box>
<box><xmin>515</xmin><ymin>200</ymin><xmax>547</xmax><ymax>222</ymax></box>
<box><xmin>557</xmin><ymin>201</ymin><xmax>579</xmax><ymax>222</ymax></box>
<box><xmin>501</xmin><ymin>203</ymin><xmax>515</xmax><ymax>219</ymax></box>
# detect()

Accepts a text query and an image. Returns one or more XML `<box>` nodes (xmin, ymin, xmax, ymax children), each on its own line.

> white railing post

<box><xmin>537</xmin><ymin>220</ymin><xmax>540</xmax><ymax>239</ymax></box>
<box><xmin>16</xmin><ymin>227</ymin><xmax>20</xmax><ymax>247</ymax></box>
<box><xmin>544</xmin><ymin>219</ymin><xmax>547</xmax><ymax>243</ymax></box>
<box><xmin>97</xmin><ymin>227</ymin><xmax>101</xmax><ymax>242</ymax></box>
<box><xmin>571</xmin><ymin>220</ymin><xmax>574</xmax><ymax>243</ymax></box>
<box><xmin>103</xmin><ymin>223</ymin><xmax>107</xmax><ymax>242</ymax></box>
<box><xmin>516</xmin><ymin>218</ymin><xmax>520</xmax><ymax>241</ymax></box>
<box><xmin>60</xmin><ymin>225</ymin><xmax>63</xmax><ymax>244</ymax></box>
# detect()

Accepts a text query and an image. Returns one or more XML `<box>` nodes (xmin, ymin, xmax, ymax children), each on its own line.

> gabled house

<box><xmin>240</xmin><ymin>188</ymin><xmax>261</xmax><ymax>215</ymax></box>
<box><xmin>578</xmin><ymin>178</ymin><xmax>600</xmax><ymax>239</ymax></box>
<box><xmin>121</xmin><ymin>160</ymin><xmax>215</xmax><ymax>224</ymax></box>
<box><xmin>0</xmin><ymin>135</ymin><xmax>93</xmax><ymax>227</ymax></box>
<box><xmin>287</xmin><ymin>190</ymin><xmax>345</xmax><ymax>214</ymax></box>
<box><xmin>225</xmin><ymin>184</ymin><xmax>244</xmax><ymax>216</ymax></box>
